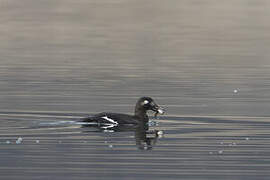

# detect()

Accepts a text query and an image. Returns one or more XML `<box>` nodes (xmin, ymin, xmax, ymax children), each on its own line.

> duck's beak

<box><xmin>157</xmin><ymin>107</ymin><xmax>165</xmax><ymax>115</ymax></box>
<box><xmin>156</xmin><ymin>107</ymin><xmax>165</xmax><ymax>114</ymax></box>
<box><xmin>151</xmin><ymin>103</ymin><xmax>165</xmax><ymax>115</ymax></box>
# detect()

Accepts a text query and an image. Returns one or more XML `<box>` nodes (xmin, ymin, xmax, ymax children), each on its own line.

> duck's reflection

<box><xmin>135</xmin><ymin>124</ymin><xmax>163</xmax><ymax>150</ymax></box>
<box><xmin>82</xmin><ymin>123</ymin><xmax>163</xmax><ymax>150</ymax></box>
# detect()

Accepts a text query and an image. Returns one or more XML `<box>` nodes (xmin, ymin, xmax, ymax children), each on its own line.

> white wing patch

<box><xmin>102</xmin><ymin>116</ymin><xmax>118</xmax><ymax>125</ymax></box>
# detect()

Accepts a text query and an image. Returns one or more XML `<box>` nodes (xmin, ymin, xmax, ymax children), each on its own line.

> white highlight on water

<box><xmin>16</xmin><ymin>137</ymin><xmax>23</xmax><ymax>144</ymax></box>
<box><xmin>39</xmin><ymin>121</ymin><xmax>99</xmax><ymax>126</ymax></box>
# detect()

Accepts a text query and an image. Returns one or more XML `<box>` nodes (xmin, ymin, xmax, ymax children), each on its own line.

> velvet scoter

<box><xmin>83</xmin><ymin>97</ymin><xmax>164</xmax><ymax>127</ymax></box>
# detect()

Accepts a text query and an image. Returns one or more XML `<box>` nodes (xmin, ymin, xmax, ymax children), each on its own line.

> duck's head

<box><xmin>135</xmin><ymin>97</ymin><xmax>165</xmax><ymax>117</ymax></box>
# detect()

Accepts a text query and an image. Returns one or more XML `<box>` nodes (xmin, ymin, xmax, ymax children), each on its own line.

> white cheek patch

<box><xmin>102</xmin><ymin>116</ymin><xmax>118</xmax><ymax>124</ymax></box>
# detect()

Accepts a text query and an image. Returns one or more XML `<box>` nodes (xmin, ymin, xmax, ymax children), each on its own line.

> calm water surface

<box><xmin>1</xmin><ymin>0</ymin><xmax>270</xmax><ymax>179</ymax></box>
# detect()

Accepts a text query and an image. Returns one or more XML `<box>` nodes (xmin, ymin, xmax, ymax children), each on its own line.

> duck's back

<box><xmin>83</xmin><ymin>112</ymin><xmax>140</xmax><ymax>125</ymax></box>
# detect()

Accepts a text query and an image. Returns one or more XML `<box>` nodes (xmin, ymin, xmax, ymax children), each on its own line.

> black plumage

<box><xmin>83</xmin><ymin>97</ymin><xmax>164</xmax><ymax>126</ymax></box>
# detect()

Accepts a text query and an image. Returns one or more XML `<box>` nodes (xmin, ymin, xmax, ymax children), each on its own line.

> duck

<box><xmin>82</xmin><ymin>97</ymin><xmax>164</xmax><ymax>128</ymax></box>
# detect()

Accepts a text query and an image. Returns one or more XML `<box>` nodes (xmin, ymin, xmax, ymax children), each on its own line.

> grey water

<box><xmin>1</xmin><ymin>0</ymin><xmax>270</xmax><ymax>179</ymax></box>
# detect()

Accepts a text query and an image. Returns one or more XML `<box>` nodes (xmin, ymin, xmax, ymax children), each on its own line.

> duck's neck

<box><xmin>134</xmin><ymin>106</ymin><xmax>148</xmax><ymax>122</ymax></box>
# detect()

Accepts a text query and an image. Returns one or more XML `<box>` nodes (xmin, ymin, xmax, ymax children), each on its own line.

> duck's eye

<box><xmin>143</xmin><ymin>100</ymin><xmax>149</xmax><ymax>105</ymax></box>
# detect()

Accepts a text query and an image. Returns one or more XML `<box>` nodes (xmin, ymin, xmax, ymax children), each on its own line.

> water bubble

<box><xmin>108</xmin><ymin>144</ymin><xmax>113</xmax><ymax>148</ymax></box>
<box><xmin>218</xmin><ymin>150</ymin><xmax>223</xmax><ymax>154</ymax></box>
<box><xmin>16</xmin><ymin>137</ymin><xmax>23</xmax><ymax>144</ymax></box>
<box><xmin>245</xmin><ymin>137</ymin><xmax>249</xmax><ymax>141</ymax></box>
<box><xmin>6</xmin><ymin>140</ymin><xmax>11</xmax><ymax>144</ymax></box>
<box><xmin>220</xmin><ymin>142</ymin><xmax>224</xmax><ymax>145</ymax></box>
<box><xmin>36</xmin><ymin>140</ymin><xmax>40</xmax><ymax>144</ymax></box>
<box><xmin>209</xmin><ymin>152</ymin><xmax>213</xmax><ymax>155</ymax></box>
<box><xmin>234</xmin><ymin>89</ymin><xmax>238</xmax><ymax>93</ymax></box>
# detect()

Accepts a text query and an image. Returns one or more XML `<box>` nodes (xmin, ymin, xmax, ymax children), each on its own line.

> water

<box><xmin>1</xmin><ymin>0</ymin><xmax>270</xmax><ymax>179</ymax></box>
